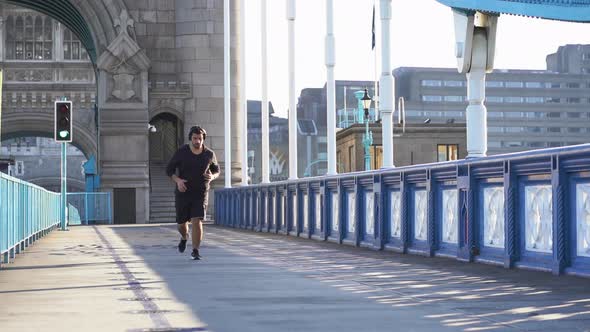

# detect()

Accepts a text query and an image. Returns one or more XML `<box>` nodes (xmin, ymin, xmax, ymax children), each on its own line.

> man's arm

<box><xmin>166</xmin><ymin>148</ymin><xmax>188</xmax><ymax>192</ymax></box>
<box><xmin>206</xmin><ymin>151</ymin><xmax>220</xmax><ymax>181</ymax></box>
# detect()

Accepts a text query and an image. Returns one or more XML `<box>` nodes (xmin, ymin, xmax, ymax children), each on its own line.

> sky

<box><xmin>243</xmin><ymin>0</ymin><xmax>590</xmax><ymax>118</ymax></box>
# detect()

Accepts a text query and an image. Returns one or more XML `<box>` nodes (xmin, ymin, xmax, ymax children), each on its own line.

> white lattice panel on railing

<box><xmin>391</xmin><ymin>191</ymin><xmax>401</xmax><ymax>238</ymax></box>
<box><xmin>576</xmin><ymin>183</ymin><xmax>590</xmax><ymax>258</ymax></box>
<box><xmin>525</xmin><ymin>185</ymin><xmax>553</xmax><ymax>253</ymax></box>
<box><xmin>414</xmin><ymin>190</ymin><xmax>427</xmax><ymax>241</ymax></box>
<box><xmin>442</xmin><ymin>189</ymin><xmax>458</xmax><ymax>244</ymax></box>
<box><xmin>315</xmin><ymin>193</ymin><xmax>321</xmax><ymax>231</ymax></box>
<box><xmin>303</xmin><ymin>194</ymin><xmax>308</xmax><ymax>230</ymax></box>
<box><xmin>365</xmin><ymin>192</ymin><xmax>374</xmax><ymax>236</ymax></box>
<box><xmin>348</xmin><ymin>193</ymin><xmax>356</xmax><ymax>234</ymax></box>
<box><xmin>483</xmin><ymin>187</ymin><xmax>505</xmax><ymax>248</ymax></box>
<box><xmin>332</xmin><ymin>193</ymin><xmax>339</xmax><ymax>232</ymax></box>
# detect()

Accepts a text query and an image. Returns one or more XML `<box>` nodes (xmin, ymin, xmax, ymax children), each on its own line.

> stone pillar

<box><xmin>175</xmin><ymin>0</ymin><xmax>243</xmax><ymax>187</ymax></box>
<box><xmin>97</xmin><ymin>9</ymin><xmax>151</xmax><ymax>224</ymax></box>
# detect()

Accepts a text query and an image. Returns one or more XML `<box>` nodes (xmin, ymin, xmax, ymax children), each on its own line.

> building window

<box><xmin>525</xmin><ymin>82</ymin><xmax>542</xmax><ymax>88</ymax></box>
<box><xmin>525</xmin><ymin>97</ymin><xmax>544</xmax><ymax>103</ymax></box>
<box><xmin>486</xmin><ymin>96</ymin><xmax>503</xmax><ymax>103</ymax></box>
<box><xmin>348</xmin><ymin>145</ymin><xmax>354</xmax><ymax>173</ymax></box>
<box><xmin>63</xmin><ymin>28</ymin><xmax>89</xmax><ymax>60</ymax></box>
<box><xmin>444</xmin><ymin>80</ymin><xmax>464</xmax><ymax>87</ymax></box>
<box><xmin>444</xmin><ymin>95</ymin><xmax>463</xmax><ymax>102</ymax></box>
<box><xmin>568</xmin><ymin>127</ymin><xmax>582</xmax><ymax>133</ymax></box>
<box><xmin>566</xmin><ymin>82</ymin><xmax>580</xmax><ymax>89</ymax></box>
<box><xmin>545</xmin><ymin>97</ymin><xmax>560</xmax><ymax>103</ymax></box>
<box><xmin>421</xmin><ymin>80</ymin><xmax>442</xmax><ymax>87</ymax></box>
<box><xmin>437</xmin><ymin>144</ymin><xmax>458</xmax><ymax>162</ymax></box>
<box><xmin>486</xmin><ymin>81</ymin><xmax>503</xmax><ymax>88</ymax></box>
<box><xmin>422</xmin><ymin>95</ymin><xmax>442</xmax><ymax>102</ymax></box>
<box><xmin>548</xmin><ymin>127</ymin><xmax>562</xmax><ymax>133</ymax></box>
<box><xmin>370</xmin><ymin>145</ymin><xmax>383</xmax><ymax>170</ymax></box>
<box><xmin>547</xmin><ymin>112</ymin><xmax>561</xmax><ymax>118</ymax></box>
<box><xmin>5</xmin><ymin>14</ymin><xmax>53</xmax><ymax>60</ymax></box>
<box><xmin>567</xmin><ymin>97</ymin><xmax>581</xmax><ymax>104</ymax></box>
<box><xmin>526</xmin><ymin>127</ymin><xmax>542</xmax><ymax>133</ymax></box>
<box><xmin>504</xmin><ymin>97</ymin><xmax>523</xmax><ymax>103</ymax></box>
<box><xmin>567</xmin><ymin>112</ymin><xmax>582</xmax><ymax>118</ymax></box>
<box><xmin>505</xmin><ymin>81</ymin><xmax>523</xmax><ymax>88</ymax></box>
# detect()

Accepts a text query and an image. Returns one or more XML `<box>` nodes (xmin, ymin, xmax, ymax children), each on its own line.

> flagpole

<box><xmin>373</xmin><ymin>1</ymin><xmax>379</xmax><ymax>122</ymax></box>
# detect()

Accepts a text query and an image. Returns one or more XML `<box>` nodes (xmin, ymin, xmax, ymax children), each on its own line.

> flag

<box><xmin>371</xmin><ymin>5</ymin><xmax>376</xmax><ymax>50</ymax></box>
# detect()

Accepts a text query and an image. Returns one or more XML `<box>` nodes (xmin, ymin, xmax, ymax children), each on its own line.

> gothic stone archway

<box><xmin>2</xmin><ymin>0</ymin><xmax>244</xmax><ymax>224</ymax></box>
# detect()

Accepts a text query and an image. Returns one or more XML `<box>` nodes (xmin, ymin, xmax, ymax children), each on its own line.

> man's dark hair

<box><xmin>188</xmin><ymin>126</ymin><xmax>207</xmax><ymax>141</ymax></box>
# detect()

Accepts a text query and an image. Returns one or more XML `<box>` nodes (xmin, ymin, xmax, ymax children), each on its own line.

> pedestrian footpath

<box><xmin>1</xmin><ymin>224</ymin><xmax>589</xmax><ymax>332</ymax></box>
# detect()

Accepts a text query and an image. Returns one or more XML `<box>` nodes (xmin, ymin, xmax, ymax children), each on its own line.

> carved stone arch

<box><xmin>149</xmin><ymin>106</ymin><xmax>184</xmax><ymax>124</ymax></box>
<box><xmin>2</xmin><ymin>112</ymin><xmax>97</xmax><ymax>159</ymax></box>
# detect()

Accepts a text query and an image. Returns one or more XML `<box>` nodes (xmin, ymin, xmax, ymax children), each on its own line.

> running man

<box><xmin>166</xmin><ymin>126</ymin><xmax>220</xmax><ymax>260</ymax></box>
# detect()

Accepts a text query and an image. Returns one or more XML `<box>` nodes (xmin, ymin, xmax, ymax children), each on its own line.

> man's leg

<box><xmin>178</xmin><ymin>222</ymin><xmax>189</xmax><ymax>240</ymax></box>
<box><xmin>190</xmin><ymin>217</ymin><xmax>203</xmax><ymax>249</ymax></box>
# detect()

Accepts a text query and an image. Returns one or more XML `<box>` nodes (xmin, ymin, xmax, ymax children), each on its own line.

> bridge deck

<box><xmin>1</xmin><ymin>224</ymin><xmax>589</xmax><ymax>332</ymax></box>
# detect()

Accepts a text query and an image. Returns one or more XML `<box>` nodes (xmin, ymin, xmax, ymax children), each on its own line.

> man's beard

<box><xmin>191</xmin><ymin>142</ymin><xmax>202</xmax><ymax>149</ymax></box>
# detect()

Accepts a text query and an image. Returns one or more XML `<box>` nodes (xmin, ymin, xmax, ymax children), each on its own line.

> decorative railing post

<box><xmin>374</xmin><ymin>174</ymin><xmax>384</xmax><ymax>250</ymax></box>
<box><xmin>458</xmin><ymin>165</ymin><xmax>476</xmax><ymax>262</ymax></box>
<box><xmin>504</xmin><ymin>161</ymin><xmax>518</xmax><ymax>268</ymax></box>
<box><xmin>310</xmin><ymin>182</ymin><xmax>315</xmax><ymax>239</ymax></box>
<box><xmin>338</xmin><ymin>179</ymin><xmax>345</xmax><ymax>244</ymax></box>
<box><xmin>400</xmin><ymin>173</ymin><xmax>409</xmax><ymax>253</ymax></box>
<box><xmin>354</xmin><ymin>178</ymin><xmax>362</xmax><ymax>246</ymax></box>
<box><xmin>426</xmin><ymin>170</ymin><xmax>436</xmax><ymax>257</ymax></box>
<box><xmin>552</xmin><ymin>155</ymin><xmax>569</xmax><ymax>275</ymax></box>
<box><xmin>320</xmin><ymin>180</ymin><xmax>327</xmax><ymax>240</ymax></box>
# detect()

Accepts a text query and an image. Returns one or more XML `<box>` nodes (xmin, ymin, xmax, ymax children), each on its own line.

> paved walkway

<box><xmin>1</xmin><ymin>224</ymin><xmax>590</xmax><ymax>332</ymax></box>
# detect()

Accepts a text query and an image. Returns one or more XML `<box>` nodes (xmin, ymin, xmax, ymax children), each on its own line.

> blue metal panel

<box><xmin>436</xmin><ymin>0</ymin><xmax>590</xmax><ymax>23</ymax></box>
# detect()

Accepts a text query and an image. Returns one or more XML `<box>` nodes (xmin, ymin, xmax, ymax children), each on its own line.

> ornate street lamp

<box><xmin>361</xmin><ymin>89</ymin><xmax>373</xmax><ymax>171</ymax></box>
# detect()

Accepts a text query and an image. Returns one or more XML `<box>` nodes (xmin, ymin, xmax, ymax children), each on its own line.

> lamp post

<box><xmin>361</xmin><ymin>89</ymin><xmax>373</xmax><ymax>171</ymax></box>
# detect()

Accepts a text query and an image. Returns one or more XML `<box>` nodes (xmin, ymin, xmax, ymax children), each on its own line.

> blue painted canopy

<box><xmin>436</xmin><ymin>0</ymin><xmax>590</xmax><ymax>23</ymax></box>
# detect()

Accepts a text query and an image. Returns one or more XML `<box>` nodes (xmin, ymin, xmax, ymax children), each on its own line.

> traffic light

<box><xmin>54</xmin><ymin>101</ymin><xmax>73</xmax><ymax>142</ymax></box>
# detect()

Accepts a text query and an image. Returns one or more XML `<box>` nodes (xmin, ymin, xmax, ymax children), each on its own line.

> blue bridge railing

<box><xmin>0</xmin><ymin>172</ymin><xmax>60</xmax><ymax>264</ymax></box>
<box><xmin>0</xmin><ymin>173</ymin><xmax>87</xmax><ymax>264</ymax></box>
<box><xmin>67</xmin><ymin>192</ymin><xmax>112</xmax><ymax>225</ymax></box>
<box><xmin>216</xmin><ymin>144</ymin><xmax>590</xmax><ymax>278</ymax></box>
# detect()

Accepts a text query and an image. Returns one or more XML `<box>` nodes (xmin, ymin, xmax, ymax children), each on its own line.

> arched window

<box><xmin>63</xmin><ymin>27</ymin><xmax>88</xmax><ymax>61</ymax></box>
<box><xmin>5</xmin><ymin>14</ymin><xmax>53</xmax><ymax>60</ymax></box>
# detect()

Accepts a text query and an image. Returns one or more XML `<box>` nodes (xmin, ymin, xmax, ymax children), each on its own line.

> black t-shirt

<box><xmin>165</xmin><ymin>144</ymin><xmax>219</xmax><ymax>196</ymax></box>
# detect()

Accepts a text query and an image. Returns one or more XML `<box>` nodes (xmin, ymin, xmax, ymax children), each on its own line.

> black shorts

<box><xmin>175</xmin><ymin>193</ymin><xmax>208</xmax><ymax>224</ymax></box>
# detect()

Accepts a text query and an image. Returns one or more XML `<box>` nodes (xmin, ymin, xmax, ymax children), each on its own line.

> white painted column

<box><xmin>261</xmin><ymin>0</ymin><xmax>270</xmax><ymax>183</ymax></box>
<box><xmin>379</xmin><ymin>0</ymin><xmax>394</xmax><ymax>168</ymax></box>
<box><xmin>325</xmin><ymin>0</ymin><xmax>337</xmax><ymax>176</ymax></box>
<box><xmin>287</xmin><ymin>0</ymin><xmax>298</xmax><ymax>179</ymax></box>
<box><xmin>452</xmin><ymin>11</ymin><xmax>497</xmax><ymax>158</ymax></box>
<box><xmin>224</xmin><ymin>0</ymin><xmax>232</xmax><ymax>188</ymax></box>
<box><xmin>240</xmin><ymin>0</ymin><xmax>248</xmax><ymax>185</ymax></box>
<box><xmin>466</xmin><ymin>30</ymin><xmax>488</xmax><ymax>158</ymax></box>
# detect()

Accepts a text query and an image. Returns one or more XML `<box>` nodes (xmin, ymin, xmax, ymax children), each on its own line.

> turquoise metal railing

<box><xmin>67</xmin><ymin>192</ymin><xmax>112</xmax><ymax>224</ymax></box>
<box><xmin>0</xmin><ymin>172</ymin><xmax>61</xmax><ymax>264</ymax></box>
